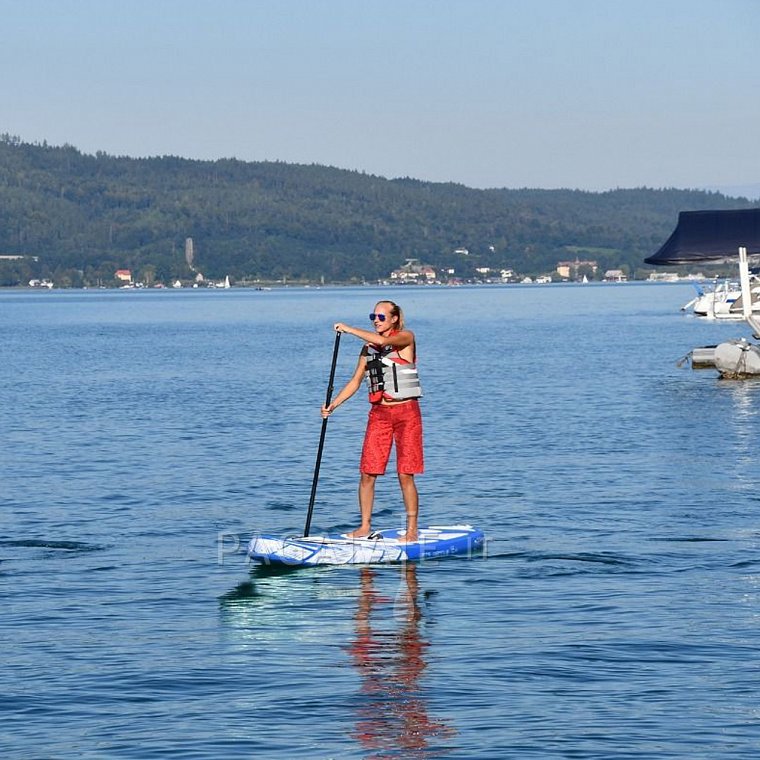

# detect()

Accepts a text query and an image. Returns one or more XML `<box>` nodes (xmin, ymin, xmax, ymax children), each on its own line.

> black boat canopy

<box><xmin>645</xmin><ymin>208</ymin><xmax>760</xmax><ymax>265</ymax></box>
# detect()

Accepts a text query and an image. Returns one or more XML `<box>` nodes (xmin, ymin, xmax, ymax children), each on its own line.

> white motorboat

<box><xmin>683</xmin><ymin>277</ymin><xmax>760</xmax><ymax>319</ymax></box>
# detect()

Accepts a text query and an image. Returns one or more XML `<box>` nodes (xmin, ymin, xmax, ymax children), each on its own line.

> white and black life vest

<box><xmin>365</xmin><ymin>343</ymin><xmax>423</xmax><ymax>402</ymax></box>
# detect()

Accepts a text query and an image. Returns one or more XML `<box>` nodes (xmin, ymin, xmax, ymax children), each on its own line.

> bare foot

<box><xmin>398</xmin><ymin>531</ymin><xmax>419</xmax><ymax>543</ymax></box>
<box><xmin>345</xmin><ymin>527</ymin><xmax>371</xmax><ymax>539</ymax></box>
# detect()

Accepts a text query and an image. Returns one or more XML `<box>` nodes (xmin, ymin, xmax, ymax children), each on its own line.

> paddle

<box><xmin>303</xmin><ymin>330</ymin><xmax>342</xmax><ymax>537</ymax></box>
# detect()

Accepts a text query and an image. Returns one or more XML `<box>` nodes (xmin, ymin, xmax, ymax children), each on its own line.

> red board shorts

<box><xmin>360</xmin><ymin>399</ymin><xmax>424</xmax><ymax>475</ymax></box>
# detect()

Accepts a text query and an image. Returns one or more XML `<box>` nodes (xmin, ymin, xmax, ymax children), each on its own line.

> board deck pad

<box><xmin>247</xmin><ymin>525</ymin><xmax>485</xmax><ymax>566</ymax></box>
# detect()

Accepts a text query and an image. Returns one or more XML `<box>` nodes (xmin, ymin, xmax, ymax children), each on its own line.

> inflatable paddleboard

<box><xmin>248</xmin><ymin>524</ymin><xmax>484</xmax><ymax>566</ymax></box>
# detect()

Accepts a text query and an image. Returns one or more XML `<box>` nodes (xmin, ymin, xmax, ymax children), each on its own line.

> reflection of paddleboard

<box><xmin>248</xmin><ymin>525</ymin><xmax>485</xmax><ymax>566</ymax></box>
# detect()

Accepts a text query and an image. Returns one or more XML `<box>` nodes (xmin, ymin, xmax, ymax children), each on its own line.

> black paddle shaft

<box><xmin>303</xmin><ymin>330</ymin><xmax>342</xmax><ymax>537</ymax></box>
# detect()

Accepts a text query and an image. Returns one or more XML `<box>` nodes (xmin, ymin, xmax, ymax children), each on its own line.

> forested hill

<box><xmin>0</xmin><ymin>134</ymin><xmax>755</xmax><ymax>286</ymax></box>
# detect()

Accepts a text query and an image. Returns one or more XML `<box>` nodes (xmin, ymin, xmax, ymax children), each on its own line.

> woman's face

<box><xmin>371</xmin><ymin>302</ymin><xmax>395</xmax><ymax>334</ymax></box>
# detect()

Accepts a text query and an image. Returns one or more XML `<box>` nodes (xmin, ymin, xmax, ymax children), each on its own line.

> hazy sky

<box><xmin>3</xmin><ymin>0</ymin><xmax>759</xmax><ymax>192</ymax></box>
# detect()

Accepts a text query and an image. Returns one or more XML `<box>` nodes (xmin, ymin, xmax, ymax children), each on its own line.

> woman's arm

<box><xmin>321</xmin><ymin>351</ymin><xmax>367</xmax><ymax>417</ymax></box>
<box><xmin>334</xmin><ymin>323</ymin><xmax>414</xmax><ymax>349</ymax></box>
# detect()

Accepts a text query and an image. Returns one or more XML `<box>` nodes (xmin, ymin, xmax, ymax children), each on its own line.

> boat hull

<box><xmin>714</xmin><ymin>340</ymin><xmax>760</xmax><ymax>378</ymax></box>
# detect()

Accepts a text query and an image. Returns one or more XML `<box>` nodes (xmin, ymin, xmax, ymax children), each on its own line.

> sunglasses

<box><xmin>369</xmin><ymin>313</ymin><xmax>387</xmax><ymax>322</ymax></box>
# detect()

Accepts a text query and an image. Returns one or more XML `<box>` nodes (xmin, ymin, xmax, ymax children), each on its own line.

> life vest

<box><xmin>365</xmin><ymin>340</ymin><xmax>423</xmax><ymax>403</ymax></box>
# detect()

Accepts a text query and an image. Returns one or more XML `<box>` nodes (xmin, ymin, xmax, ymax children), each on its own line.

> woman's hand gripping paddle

<box><xmin>303</xmin><ymin>330</ymin><xmax>342</xmax><ymax>537</ymax></box>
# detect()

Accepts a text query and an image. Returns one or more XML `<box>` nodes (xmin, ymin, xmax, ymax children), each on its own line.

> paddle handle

<box><xmin>303</xmin><ymin>330</ymin><xmax>341</xmax><ymax>537</ymax></box>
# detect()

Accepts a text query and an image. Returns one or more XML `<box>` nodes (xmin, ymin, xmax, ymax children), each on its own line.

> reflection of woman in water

<box><xmin>348</xmin><ymin>565</ymin><xmax>455</xmax><ymax>756</ymax></box>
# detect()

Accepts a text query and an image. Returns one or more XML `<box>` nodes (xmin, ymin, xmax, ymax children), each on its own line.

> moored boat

<box><xmin>713</xmin><ymin>339</ymin><xmax>760</xmax><ymax>378</ymax></box>
<box><xmin>646</xmin><ymin>208</ymin><xmax>760</xmax><ymax>378</ymax></box>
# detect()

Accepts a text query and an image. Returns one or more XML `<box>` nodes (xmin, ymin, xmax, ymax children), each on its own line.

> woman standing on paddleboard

<box><xmin>321</xmin><ymin>300</ymin><xmax>423</xmax><ymax>542</ymax></box>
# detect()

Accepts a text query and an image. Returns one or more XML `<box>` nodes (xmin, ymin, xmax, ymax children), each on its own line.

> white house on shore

<box><xmin>390</xmin><ymin>258</ymin><xmax>437</xmax><ymax>283</ymax></box>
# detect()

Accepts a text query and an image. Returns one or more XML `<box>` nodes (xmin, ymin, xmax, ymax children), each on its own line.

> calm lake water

<box><xmin>2</xmin><ymin>284</ymin><xmax>760</xmax><ymax>758</ymax></box>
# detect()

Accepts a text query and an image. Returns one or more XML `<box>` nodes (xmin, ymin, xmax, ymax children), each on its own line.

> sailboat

<box><xmin>646</xmin><ymin>208</ymin><xmax>760</xmax><ymax>377</ymax></box>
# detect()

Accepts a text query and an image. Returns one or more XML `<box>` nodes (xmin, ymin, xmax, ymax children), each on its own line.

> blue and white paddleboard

<box><xmin>247</xmin><ymin>524</ymin><xmax>485</xmax><ymax>566</ymax></box>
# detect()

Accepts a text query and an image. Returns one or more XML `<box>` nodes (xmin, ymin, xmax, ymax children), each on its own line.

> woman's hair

<box><xmin>376</xmin><ymin>300</ymin><xmax>405</xmax><ymax>330</ymax></box>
